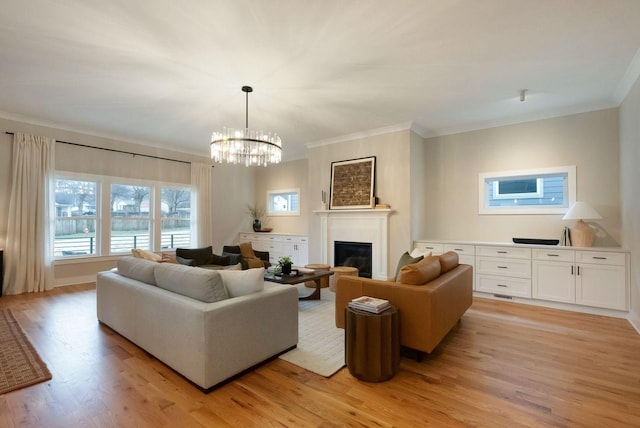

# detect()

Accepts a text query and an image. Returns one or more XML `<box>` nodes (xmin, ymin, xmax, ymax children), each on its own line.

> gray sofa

<box><xmin>96</xmin><ymin>256</ymin><xmax>298</xmax><ymax>390</ymax></box>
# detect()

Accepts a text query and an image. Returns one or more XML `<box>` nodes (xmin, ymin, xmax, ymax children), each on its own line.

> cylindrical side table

<box><xmin>345</xmin><ymin>306</ymin><xmax>399</xmax><ymax>382</ymax></box>
<box><xmin>304</xmin><ymin>263</ymin><xmax>331</xmax><ymax>288</ymax></box>
<box><xmin>330</xmin><ymin>266</ymin><xmax>359</xmax><ymax>291</ymax></box>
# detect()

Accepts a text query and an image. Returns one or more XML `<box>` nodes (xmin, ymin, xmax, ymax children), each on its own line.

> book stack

<box><xmin>348</xmin><ymin>296</ymin><xmax>391</xmax><ymax>314</ymax></box>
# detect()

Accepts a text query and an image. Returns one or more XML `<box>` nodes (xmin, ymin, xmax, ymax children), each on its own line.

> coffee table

<box><xmin>264</xmin><ymin>270</ymin><xmax>334</xmax><ymax>300</ymax></box>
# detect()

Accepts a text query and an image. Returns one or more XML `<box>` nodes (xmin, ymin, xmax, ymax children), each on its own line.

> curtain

<box><xmin>190</xmin><ymin>162</ymin><xmax>213</xmax><ymax>247</ymax></box>
<box><xmin>3</xmin><ymin>133</ymin><xmax>55</xmax><ymax>295</ymax></box>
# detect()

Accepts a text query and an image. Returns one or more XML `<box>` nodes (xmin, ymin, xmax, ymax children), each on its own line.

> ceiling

<box><xmin>1</xmin><ymin>1</ymin><xmax>640</xmax><ymax>161</ymax></box>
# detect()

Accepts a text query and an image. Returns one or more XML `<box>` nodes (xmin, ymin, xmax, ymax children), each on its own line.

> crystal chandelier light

<box><xmin>210</xmin><ymin>86</ymin><xmax>282</xmax><ymax>167</ymax></box>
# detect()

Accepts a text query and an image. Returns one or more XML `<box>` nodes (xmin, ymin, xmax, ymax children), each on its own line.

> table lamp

<box><xmin>562</xmin><ymin>202</ymin><xmax>602</xmax><ymax>247</ymax></box>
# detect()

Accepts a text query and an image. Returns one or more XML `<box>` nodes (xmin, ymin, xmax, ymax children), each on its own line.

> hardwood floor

<box><xmin>1</xmin><ymin>284</ymin><xmax>640</xmax><ymax>427</ymax></box>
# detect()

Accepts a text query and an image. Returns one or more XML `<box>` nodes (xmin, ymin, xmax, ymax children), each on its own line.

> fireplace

<box><xmin>334</xmin><ymin>241</ymin><xmax>372</xmax><ymax>278</ymax></box>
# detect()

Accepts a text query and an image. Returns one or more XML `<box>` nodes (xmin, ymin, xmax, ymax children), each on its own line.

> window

<box><xmin>54</xmin><ymin>178</ymin><xmax>99</xmax><ymax>257</ymax></box>
<box><xmin>267</xmin><ymin>189</ymin><xmax>300</xmax><ymax>216</ymax></box>
<box><xmin>479</xmin><ymin>166</ymin><xmax>576</xmax><ymax>214</ymax></box>
<box><xmin>54</xmin><ymin>173</ymin><xmax>193</xmax><ymax>259</ymax></box>
<box><xmin>161</xmin><ymin>187</ymin><xmax>191</xmax><ymax>249</ymax></box>
<box><xmin>110</xmin><ymin>184</ymin><xmax>151</xmax><ymax>253</ymax></box>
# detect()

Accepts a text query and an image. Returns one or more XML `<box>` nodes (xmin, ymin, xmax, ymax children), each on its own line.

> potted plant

<box><xmin>247</xmin><ymin>204</ymin><xmax>266</xmax><ymax>232</ymax></box>
<box><xmin>278</xmin><ymin>255</ymin><xmax>293</xmax><ymax>275</ymax></box>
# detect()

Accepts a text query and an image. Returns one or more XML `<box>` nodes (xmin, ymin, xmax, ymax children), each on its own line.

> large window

<box><xmin>479</xmin><ymin>166</ymin><xmax>576</xmax><ymax>214</ymax></box>
<box><xmin>54</xmin><ymin>174</ymin><xmax>192</xmax><ymax>258</ymax></box>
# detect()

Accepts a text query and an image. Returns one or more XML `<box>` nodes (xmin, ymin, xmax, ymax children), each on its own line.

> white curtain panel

<box><xmin>190</xmin><ymin>162</ymin><xmax>213</xmax><ymax>247</ymax></box>
<box><xmin>3</xmin><ymin>132</ymin><xmax>55</xmax><ymax>294</ymax></box>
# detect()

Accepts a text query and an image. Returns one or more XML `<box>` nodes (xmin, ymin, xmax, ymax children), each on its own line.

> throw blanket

<box><xmin>240</xmin><ymin>242</ymin><xmax>265</xmax><ymax>268</ymax></box>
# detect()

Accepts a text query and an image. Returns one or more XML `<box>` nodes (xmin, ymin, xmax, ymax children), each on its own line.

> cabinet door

<box><xmin>576</xmin><ymin>264</ymin><xmax>627</xmax><ymax>310</ymax></box>
<box><xmin>294</xmin><ymin>243</ymin><xmax>309</xmax><ymax>266</ymax></box>
<box><xmin>532</xmin><ymin>261</ymin><xmax>575</xmax><ymax>303</ymax></box>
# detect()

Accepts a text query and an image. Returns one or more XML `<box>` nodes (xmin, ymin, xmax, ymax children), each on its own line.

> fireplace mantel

<box><xmin>314</xmin><ymin>209</ymin><xmax>393</xmax><ymax>280</ymax></box>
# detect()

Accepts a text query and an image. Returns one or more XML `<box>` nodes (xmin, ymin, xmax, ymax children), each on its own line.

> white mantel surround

<box><xmin>314</xmin><ymin>209</ymin><xmax>393</xmax><ymax>280</ymax></box>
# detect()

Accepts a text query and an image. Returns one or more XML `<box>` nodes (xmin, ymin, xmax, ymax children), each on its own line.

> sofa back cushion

<box><xmin>175</xmin><ymin>246</ymin><xmax>213</xmax><ymax>266</ymax></box>
<box><xmin>117</xmin><ymin>256</ymin><xmax>158</xmax><ymax>285</ymax></box>
<box><xmin>397</xmin><ymin>255</ymin><xmax>442</xmax><ymax>285</ymax></box>
<box><xmin>439</xmin><ymin>251</ymin><xmax>459</xmax><ymax>274</ymax></box>
<box><xmin>154</xmin><ymin>263</ymin><xmax>229</xmax><ymax>303</ymax></box>
<box><xmin>218</xmin><ymin>267</ymin><xmax>265</xmax><ymax>298</ymax></box>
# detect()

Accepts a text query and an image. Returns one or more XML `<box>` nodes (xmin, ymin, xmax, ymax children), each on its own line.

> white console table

<box><xmin>414</xmin><ymin>240</ymin><xmax>630</xmax><ymax>317</ymax></box>
<box><xmin>239</xmin><ymin>232</ymin><xmax>308</xmax><ymax>267</ymax></box>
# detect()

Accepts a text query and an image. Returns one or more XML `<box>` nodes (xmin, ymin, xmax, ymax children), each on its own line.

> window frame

<box><xmin>266</xmin><ymin>188</ymin><xmax>300</xmax><ymax>217</ymax></box>
<box><xmin>53</xmin><ymin>171</ymin><xmax>194</xmax><ymax>260</ymax></box>
<box><xmin>478</xmin><ymin>166</ymin><xmax>576</xmax><ymax>215</ymax></box>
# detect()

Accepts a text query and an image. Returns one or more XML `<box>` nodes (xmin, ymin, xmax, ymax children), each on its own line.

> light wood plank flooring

<box><xmin>1</xmin><ymin>283</ymin><xmax>640</xmax><ymax>427</ymax></box>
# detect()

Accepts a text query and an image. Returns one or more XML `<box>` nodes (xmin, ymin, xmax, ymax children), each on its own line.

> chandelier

<box><xmin>210</xmin><ymin>86</ymin><xmax>282</xmax><ymax>167</ymax></box>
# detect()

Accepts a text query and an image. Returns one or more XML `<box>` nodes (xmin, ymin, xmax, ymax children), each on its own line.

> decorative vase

<box><xmin>281</xmin><ymin>262</ymin><xmax>292</xmax><ymax>275</ymax></box>
<box><xmin>253</xmin><ymin>219</ymin><xmax>261</xmax><ymax>232</ymax></box>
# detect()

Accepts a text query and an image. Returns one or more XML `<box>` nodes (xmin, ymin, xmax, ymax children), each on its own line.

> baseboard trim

<box><xmin>627</xmin><ymin>309</ymin><xmax>640</xmax><ymax>335</ymax></box>
<box><xmin>54</xmin><ymin>274</ymin><xmax>97</xmax><ymax>288</ymax></box>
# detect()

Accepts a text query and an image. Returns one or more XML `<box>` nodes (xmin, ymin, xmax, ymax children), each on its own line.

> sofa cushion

<box><xmin>218</xmin><ymin>267</ymin><xmax>265</xmax><ymax>298</ymax></box>
<box><xmin>154</xmin><ymin>263</ymin><xmax>229</xmax><ymax>303</ymax></box>
<box><xmin>131</xmin><ymin>248</ymin><xmax>162</xmax><ymax>262</ymax></box>
<box><xmin>395</xmin><ymin>251</ymin><xmax>425</xmax><ymax>280</ymax></box>
<box><xmin>117</xmin><ymin>256</ymin><xmax>158</xmax><ymax>285</ymax></box>
<box><xmin>397</xmin><ymin>255</ymin><xmax>442</xmax><ymax>285</ymax></box>
<box><xmin>439</xmin><ymin>251</ymin><xmax>459</xmax><ymax>274</ymax></box>
<box><xmin>175</xmin><ymin>246</ymin><xmax>214</xmax><ymax>266</ymax></box>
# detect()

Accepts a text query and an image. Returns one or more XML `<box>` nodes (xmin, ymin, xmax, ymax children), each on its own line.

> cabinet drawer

<box><xmin>239</xmin><ymin>233</ymin><xmax>256</xmax><ymax>242</ymax></box>
<box><xmin>444</xmin><ymin>244</ymin><xmax>475</xmax><ymax>255</ymax></box>
<box><xmin>476</xmin><ymin>274</ymin><xmax>532</xmax><ymax>298</ymax></box>
<box><xmin>476</xmin><ymin>257</ymin><xmax>531</xmax><ymax>278</ymax></box>
<box><xmin>458</xmin><ymin>255</ymin><xmax>475</xmax><ymax>266</ymax></box>
<box><xmin>477</xmin><ymin>246</ymin><xmax>531</xmax><ymax>259</ymax></box>
<box><xmin>532</xmin><ymin>249</ymin><xmax>575</xmax><ymax>262</ymax></box>
<box><xmin>262</xmin><ymin>235</ymin><xmax>281</xmax><ymax>243</ymax></box>
<box><xmin>414</xmin><ymin>242</ymin><xmax>444</xmax><ymax>255</ymax></box>
<box><xmin>576</xmin><ymin>251</ymin><xmax>626</xmax><ymax>266</ymax></box>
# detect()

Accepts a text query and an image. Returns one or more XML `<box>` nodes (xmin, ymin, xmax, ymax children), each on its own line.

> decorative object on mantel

<box><xmin>210</xmin><ymin>85</ymin><xmax>282</xmax><ymax>167</ymax></box>
<box><xmin>248</xmin><ymin>204</ymin><xmax>266</xmax><ymax>232</ymax></box>
<box><xmin>330</xmin><ymin>156</ymin><xmax>376</xmax><ymax>210</ymax></box>
<box><xmin>321</xmin><ymin>190</ymin><xmax>328</xmax><ymax>210</ymax></box>
<box><xmin>562</xmin><ymin>201</ymin><xmax>602</xmax><ymax>247</ymax></box>
<box><xmin>375</xmin><ymin>204</ymin><xmax>390</xmax><ymax>209</ymax></box>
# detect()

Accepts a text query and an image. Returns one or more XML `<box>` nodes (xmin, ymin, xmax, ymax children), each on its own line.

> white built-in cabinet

<box><xmin>239</xmin><ymin>233</ymin><xmax>308</xmax><ymax>267</ymax></box>
<box><xmin>414</xmin><ymin>240</ymin><xmax>630</xmax><ymax>315</ymax></box>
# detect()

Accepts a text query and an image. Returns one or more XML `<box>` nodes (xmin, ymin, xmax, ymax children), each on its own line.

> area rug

<box><xmin>0</xmin><ymin>309</ymin><xmax>52</xmax><ymax>395</ymax></box>
<box><xmin>279</xmin><ymin>289</ymin><xmax>345</xmax><ymax>377</ymax></box>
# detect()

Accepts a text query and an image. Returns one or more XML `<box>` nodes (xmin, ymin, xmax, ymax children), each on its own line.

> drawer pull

<box><xmin>592</xmin><ymin>256</ymin><xmax>607</xmax><ymax>260</ymax></box>
<box><xmin>497</xmin><ymin>266</ymin><xmax>508</xmax><ymax>269</ymax></box>
<box><xmin>497</xmin><ymin>251</ymin><xmax>508</xmax><ymax>254</ymax></box>
<box><xmin>547</xmin><ymin>254</ymin><xmax>559</xmax><ymax>257</ymax></box>
<box><xmin>454</xmin><ymin>248</ymin><xmax>464</xmax><ymax>251</ymax></box>
<box><xmin>497</xmin><ymin>284</ymin><xmax>508</xmax><ymax>287</ymax></box>
<box><xmin>571</xmin><ymin>265</ymin><xmax>574</xmax><ymax>275</ymax></box>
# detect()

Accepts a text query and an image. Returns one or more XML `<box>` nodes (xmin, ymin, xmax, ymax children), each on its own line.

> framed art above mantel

<box><xmin>329</xmin><ymin>156</ymin><xmax>376</xmax><ymax>210</ymax></box>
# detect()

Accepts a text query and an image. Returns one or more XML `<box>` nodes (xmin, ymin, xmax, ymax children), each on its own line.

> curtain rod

<box><xmin>4</xmin><ymin>131</ymin><xmax>209</xmax><ymax>166</ymax></box>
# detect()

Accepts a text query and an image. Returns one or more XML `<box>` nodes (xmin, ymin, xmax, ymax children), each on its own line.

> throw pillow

<box><xmin>218</xmin><ymin>267</ymin><xmax>265</xmax><ymax>298</ymax></box>
<box><xmin>239</xmin><ymin>242</ymin><xmax>265</xmax><ymax>269</ymax></box>
<box><xmin>117</xmin><ymin>256</ymin><xmax>158</xmax><ymax>285</ymax></box>
<box><xmin>161</xmin><ymin>252</ymin><xmax>179</xmax><ymax>264</ymax></box>
<box><xmin>410</xmin><ymin>247</ymin><xmax>432</xmax><ymax>259</ymax></box>
<box><xmin>131</xmin><ymin>248</ymin><xmax>162</xmax><ymax>262</ymax></box>
<box><xmin>439</xmin><ymin>251</ymin><xmax>459</xmax><ymax>274</ymax></box>
<box><xmin>154</xmin><ymin>263</ymin><xmax>229</xmax><ymax>303</ymax></box>
<box><xmin>397</xmin><ymin>255</ymin><xmax>442</xmax><ymax>285</ymax></box>
<box><xmin>395</xmin><ymin>251</ymin><xmax>425</xmax><ymax>281</ymax></box>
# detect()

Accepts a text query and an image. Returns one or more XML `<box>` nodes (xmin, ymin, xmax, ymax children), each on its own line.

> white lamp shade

<box><xmin>562</xmin><ymin>202</ymin><xmax>602</xmax><ymax>221</ymax></box>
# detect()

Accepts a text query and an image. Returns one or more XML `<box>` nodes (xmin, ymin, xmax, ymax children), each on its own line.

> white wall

<box><xmin>253</xmin><ymin>159</ymin><xmax>309</xmax><ymax>235</ymax></box>
<box><xmin>307</xmin><ymin>130</ymin><xmax>413</xmax><ymax>273</ymax></box>
<box><xmin>619</xmin><ymin>76</ymin><xmax>640</xmax><ymax>329</ymax></box>
<box><xmin>422</xmin><ymin>109</ymin><xmax>621</xmax><ymax>246</ymax></box>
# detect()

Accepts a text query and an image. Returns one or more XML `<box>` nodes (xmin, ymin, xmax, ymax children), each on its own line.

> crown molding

<box><xmin>613</xmin><ymin>48</ymin><xmax>640</xmax><ymax>105</ymax></box>
<box><xmin>305</xmin><ymin>122</ymin><xmax>421</xmax><ymax>149</ymax></box>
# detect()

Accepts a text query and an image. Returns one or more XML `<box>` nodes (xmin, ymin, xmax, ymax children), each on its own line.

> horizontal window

<box><xmin>267</xmin><ymin>189</ymin><xmax>300</xmax><ymax>216</ymax></box>
<box><xmin>479</xmin><ymin>166</ymin><xmax>576</xmax><ymax>215</ymax></box>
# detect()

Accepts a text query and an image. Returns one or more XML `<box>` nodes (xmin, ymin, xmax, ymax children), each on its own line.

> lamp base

<box><xmin>570</xmin><ymin>220</ymin><xmax>594</xmax><ymax>247</ymax></box>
